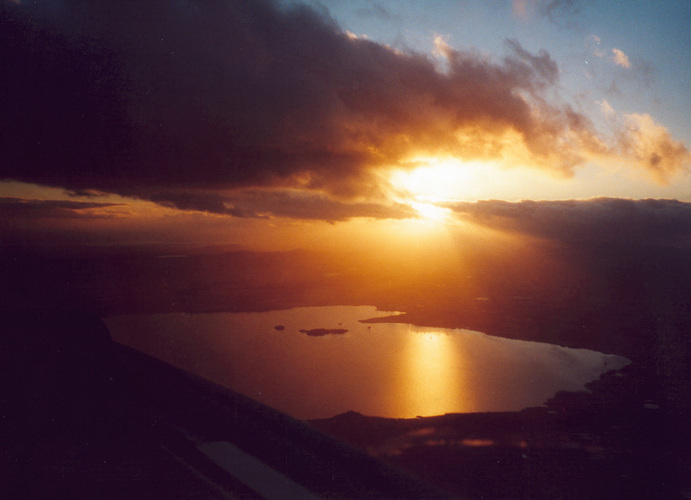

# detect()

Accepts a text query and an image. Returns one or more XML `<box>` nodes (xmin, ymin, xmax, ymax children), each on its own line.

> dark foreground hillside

<box><xmin>0</xmin><ymin>311</ymin><xmax>450</xmax><ymax>499</ymax></box>
<box><xmin>311</xmin><ymin>363</ymin><xmax>691</xmax><ymax>499</ymax></box>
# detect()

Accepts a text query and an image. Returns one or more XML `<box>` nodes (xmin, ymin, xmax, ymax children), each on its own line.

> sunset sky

<box><xmin>1</xmin><ymin>0</ymin><xmax>690</xmax><ymax>250</ymax></box>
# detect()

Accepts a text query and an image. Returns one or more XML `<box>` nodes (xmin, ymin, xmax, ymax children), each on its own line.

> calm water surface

<box><xmin>105</xmin><ymin>306</ymin><xmax>629</xmax><ymax>419</ymax></box>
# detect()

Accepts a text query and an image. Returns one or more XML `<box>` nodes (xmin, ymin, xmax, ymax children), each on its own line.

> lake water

<box><xmin>105</xmin><ymin>305</ymin><xmax>629</xmax><ymax>420</ymax></box>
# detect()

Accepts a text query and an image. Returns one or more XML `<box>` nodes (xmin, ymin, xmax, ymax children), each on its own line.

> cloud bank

<box><xmin>0</xmin><ymin>0</ymin><xmax>688</xmax><ymax>217</ymax></box>
<box><xmin>0</xmin><ymin>198</ymin><xmax>123</xmax><ymax>220</ymax></box>
<box><xmin>446</xmin><ymin>198</ymin><xmax>691</xmax><ymax>245</ymax></box>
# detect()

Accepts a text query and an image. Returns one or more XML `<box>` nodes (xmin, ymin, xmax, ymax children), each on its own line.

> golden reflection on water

<box><xmin>394</xmin><ymin>330</ymin><xmax>473</xmax><ymax>417</ymax></box>
<box><xmin>106</xmin><ymin>307</ymin><xmax>630</xmax><ymax>420</ymax></box>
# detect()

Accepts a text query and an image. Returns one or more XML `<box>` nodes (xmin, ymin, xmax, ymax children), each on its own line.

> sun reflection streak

<box><xmin>393</xmin><ymin>330</ymin><xmax>472</xmax><ymax>417</ymax></box>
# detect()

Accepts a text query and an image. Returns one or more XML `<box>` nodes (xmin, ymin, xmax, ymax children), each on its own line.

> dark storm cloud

<box><xmin>142</xmin><ymin>188</ymin><xmax>416</xmax><ymax>221</ymax></box>
<box><xmin>146</xmin><ymin>191</ymin><xmax>249</xmax><ymax>217</ymax></box>
<box><xmin>223</xmin><ymin>189</ymin><xmax>417</xmax><ymax>221</ymax></box>
<box><xmin>0</xmin><ymin>0</ymin><xmax>686</xmax><ymax>217</ymax></box>
<box><xmin>446</xmin><ymin>198</ymin><xmax>691</xmax><ymax>245</ymax></box>
<box><xmin>0</xmin><ymin>197</ymin><xmax>122</xmax><ymax>219</ymax></box>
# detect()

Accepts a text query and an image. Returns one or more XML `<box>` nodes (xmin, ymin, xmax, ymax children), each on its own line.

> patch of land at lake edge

<box><xmin>310</xmin><ymin>363</ymin><xmax>691</xmax><ymax>499</ymax></box>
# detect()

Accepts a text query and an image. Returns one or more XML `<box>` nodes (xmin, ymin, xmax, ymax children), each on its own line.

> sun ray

<box><xmin>390</xmin><ymin>156</ymin><xmax>481</xmax><ymax>204</ymax></box>
<box><xmin>409</xmin><ymin>201</ymin><xmax>452</xmax><ymax>222</ymax></box>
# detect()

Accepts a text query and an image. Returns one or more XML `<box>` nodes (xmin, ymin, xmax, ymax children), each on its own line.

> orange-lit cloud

<box><xmin>597</xmin><ymin>99</ymin><xmax>616</xmax><ymax>117</ymax></box>
<box><xmin>0</xmin><ymin>0</ymin><xmax>687</xmax><ymax>221</ymax></box>
<box><xmin>611</xmin><ymin>48</ymin><xmax>631</xmax><ymax>68</ymax></box>
<box><xmin>616</xmin><ymin>113</ymin><xmax>691</xmax><ymax>182</ymax></box>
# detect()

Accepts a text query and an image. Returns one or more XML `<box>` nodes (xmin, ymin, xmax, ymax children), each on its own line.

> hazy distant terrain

<box><xmin>3</xmin><ymin>232</ymin><xmax>689</xmax><ymax>405</ymax></box>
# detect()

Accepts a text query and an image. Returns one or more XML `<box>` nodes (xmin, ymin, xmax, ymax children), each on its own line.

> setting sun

<box><xmin>409</xmin><ymin>201</ymin><xmax>452</xmax><ymax>222</ymax></box>
<box><xmin>391</xmin><ymin>157</ymin><xmax>478</xmax><ymax>202</ymax></box>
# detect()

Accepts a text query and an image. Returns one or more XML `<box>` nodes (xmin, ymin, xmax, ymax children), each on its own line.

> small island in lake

<box><xmin>299</xmin><ymin>328</ymin><xmax>348</xmax><ymax>337</ymax></box>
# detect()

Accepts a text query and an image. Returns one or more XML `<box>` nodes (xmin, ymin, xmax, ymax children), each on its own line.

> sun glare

<box><xmin>391</xmin><ymin>157</ymin><xmax>478</xmax><ymax>202</ymax></box>
<box><xmin>409</xmin><ymin>201</ymin><xmax>451</xmax><ymax>222</ymax></box>
<box><xmin>388</xmin><ymin>156</ymin><xmax>482</xmax><ymax>223</ymax></box>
